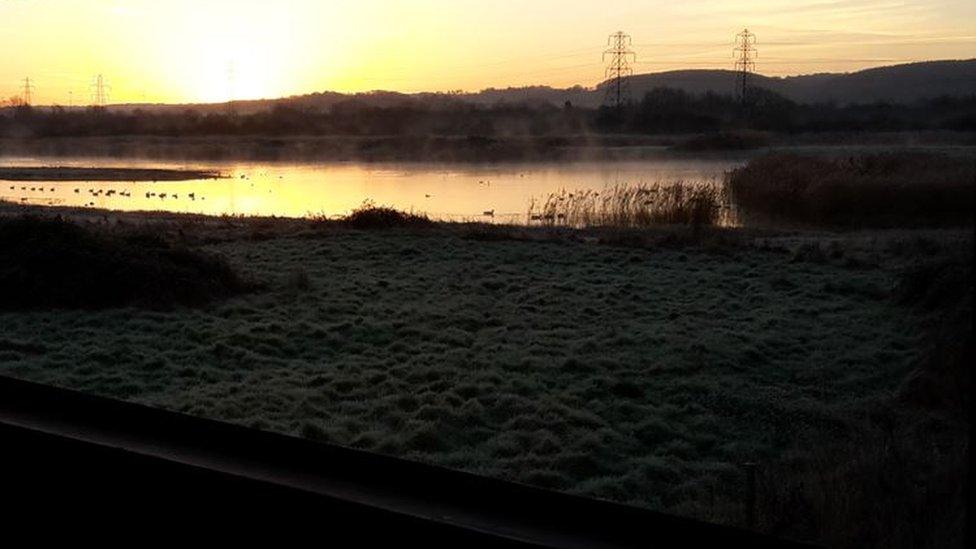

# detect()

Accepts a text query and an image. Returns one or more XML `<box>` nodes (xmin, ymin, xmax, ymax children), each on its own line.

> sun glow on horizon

<box><xmin>1</xmin><ymin>0</ymin><xmax>974</xmax><ymax>105</ymax></box>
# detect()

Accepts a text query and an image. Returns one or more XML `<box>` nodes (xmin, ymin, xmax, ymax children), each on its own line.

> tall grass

<box><xmin>725</xmin><ymin>153</ymin><xmax>976</xmax><ymax>228</ymax></box>
<box><xmin>527</xmin><ymin>182</ymin><xmax>729</xmax><ymax>229</ymax></box>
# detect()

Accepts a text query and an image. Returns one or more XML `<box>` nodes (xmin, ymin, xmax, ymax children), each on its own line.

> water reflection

<box><xmin>0</xmin><ymin>157</ymin><xmax>743</xmax><ymax>223</ymax></box>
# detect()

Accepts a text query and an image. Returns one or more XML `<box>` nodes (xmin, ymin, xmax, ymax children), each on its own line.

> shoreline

<box><xmin>2</xmin><ymin>200</ymin><xmax>971</xmax><ymax>252</ymax></box>
<box><xmin>2</xmin><ymin>131</ymin><xmax>974</xmax><ymax>164</ymax></box>
<box><xmin>0</xmin><ymin>166</ymin><xmax>223</xmax><ymax>182</ymax></box>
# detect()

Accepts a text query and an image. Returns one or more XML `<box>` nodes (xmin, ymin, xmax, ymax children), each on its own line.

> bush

<box><xmin>0</xmin><ymin>216</ymin><xmax>249</xmax><ymax>310</ymax></box>
<box><xmin>344</xmin><ymin>200</ymin><xmax>434</xmax><ymax>229</ymax></box>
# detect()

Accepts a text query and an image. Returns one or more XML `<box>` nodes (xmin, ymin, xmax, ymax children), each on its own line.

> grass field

<box><xmin>1</xmin><ymin>208</ymin><xmax>967</xmax><ymax>546</ymax></box>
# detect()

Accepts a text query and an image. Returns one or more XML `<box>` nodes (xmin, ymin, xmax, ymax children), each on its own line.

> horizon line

<box><xmin>6</xmin><ymin>58</ymin><xmax>973</xmax><ymax>109</ymax></box>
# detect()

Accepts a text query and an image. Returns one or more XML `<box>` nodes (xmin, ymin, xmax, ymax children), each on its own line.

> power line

<box><xmin>602</xmin><ymin>31</ymin><xmax>636</xmax><ymax>109</ymax></box>
<box><xmin>734</xmin><ymin>29</ymin><xmax>757</xmax><ymax>103</ymax></box>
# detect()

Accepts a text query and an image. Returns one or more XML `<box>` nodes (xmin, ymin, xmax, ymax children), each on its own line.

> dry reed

<box><xmin>527</xmin><ymin>181</ymin><xmax>728</xmax><ymax>229</ymax></box>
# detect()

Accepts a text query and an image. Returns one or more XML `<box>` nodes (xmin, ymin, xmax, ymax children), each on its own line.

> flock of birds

<box><xmin>6</xmin><ymin>171</ymin><xmax>524</xmax><ymax>219</ymax></box>
<box><xmin>8</xmin><ymin>184</ymin><xmax>206</xmax><ymax>207</ymax></box>
<box><xmin>5</xmin><ymin>171</ymin><xmax>285</xmax><ymax>210</ymax></box>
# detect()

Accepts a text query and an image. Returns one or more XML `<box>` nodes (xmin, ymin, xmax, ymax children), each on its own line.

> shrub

<box><xmin>344</xmin><ymin>200</ymin><xmax>434</xmax><ymax>229</ymax></box>
<box><xmin>0</xmin><ymin>216</ymin><xmax>249</xmax><ymax>310</ymax></box>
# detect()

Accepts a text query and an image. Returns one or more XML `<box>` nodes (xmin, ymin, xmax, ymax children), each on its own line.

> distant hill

<box><xmin>782</xmin><ymin>60</ymin><xmax>976</xmax><ymax>104</ymax></box>
<box><xmin>615</xmin><ymin>60</ymin><xmax>976</xmax><ymax>105</ymax></box>
<box><xmin>12</xmin><ymin>59</ymin><xmax>972</xmax><ymax>115</ymax></box>
<box><xmin>285</xmin><ymin>60</ymin><xmax>976</xmax><ymax>110</ymax></box>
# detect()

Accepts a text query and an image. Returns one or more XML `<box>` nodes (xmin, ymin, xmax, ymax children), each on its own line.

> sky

<box><xmin>1</xmin><ymin>0</ymin><xmax>974</xmax><ymax>105</ymax></box>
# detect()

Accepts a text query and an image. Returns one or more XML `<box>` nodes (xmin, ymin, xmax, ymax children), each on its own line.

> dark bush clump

<box><xmin>344</xmin><ymin>200</ymin><xmax>435</xmax><ymax>229</ymax></box>
<box><xmin>0</xmin><ymin>216</ymin><xmax>249</xmax><ymax>310</ymax></box>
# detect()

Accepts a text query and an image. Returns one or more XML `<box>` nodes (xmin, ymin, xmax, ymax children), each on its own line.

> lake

<box><xmin>0</xmin><ymin>156</ymin><xmax>744</xmax><ymax>223</ymax></box>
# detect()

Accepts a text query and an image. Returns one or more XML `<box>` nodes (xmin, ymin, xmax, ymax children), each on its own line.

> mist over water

<box><xmin>0</xmin><ymin>156</ymin><xmax>742</xmax><ymax>222</ymax></box>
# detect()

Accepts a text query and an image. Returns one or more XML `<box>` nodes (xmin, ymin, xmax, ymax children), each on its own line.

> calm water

<box><xmin>0</xmin><ymin>156</ymin><xmax>744</xmax><ymax>223</ymax></box>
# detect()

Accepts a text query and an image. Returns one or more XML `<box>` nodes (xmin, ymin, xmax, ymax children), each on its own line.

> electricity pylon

<box><xmin>603</xmin><ymin>31</ymin><xmax>636</xmax><ymax>110</ymax></box>
<box><xmin>734</xmin><ymin>29</ymin><xmax>757</xmax><ymax>103</ymax></box>
<box><xmin>21</xmin><ymin>77</ymin><xmax>36</xmax><ymax>106</ymax></box>
<box><xmin>90</xmin><ymin>74</ymin><xmax>111</xmax><ymax>107</ymax></box>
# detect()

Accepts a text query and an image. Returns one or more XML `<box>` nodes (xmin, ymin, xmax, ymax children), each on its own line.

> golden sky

<box><xmin>1</xmin><ymin>0</ymin><xmax>974</xmax><ymax>104</ymax></box>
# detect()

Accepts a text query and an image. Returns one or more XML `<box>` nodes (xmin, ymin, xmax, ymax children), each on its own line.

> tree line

<box><xmin>1</xmin><ymin>87</ymin><xmax>973</xmax><ymax>138</ymax></box>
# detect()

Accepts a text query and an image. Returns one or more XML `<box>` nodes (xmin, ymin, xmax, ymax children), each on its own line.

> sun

<box><xmin>167</xmin><ymin>4</ymin><xmax>304</xmax><ymax>104</ymax></box>
<box><xmin>185</xmin><ymin>39</ymin><xmax>282</xmax><ymax>103</ymax></box>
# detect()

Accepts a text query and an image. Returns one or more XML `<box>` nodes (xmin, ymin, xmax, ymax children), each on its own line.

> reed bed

<box><xmin>527</xmin><ymin>181</ymin><xmax>729</xmax><ymax>229</ymax></box>
<box><xmin>725</xmin><ymin>153</ymin><xmax>976</xmax><ymax>228</ymax></box>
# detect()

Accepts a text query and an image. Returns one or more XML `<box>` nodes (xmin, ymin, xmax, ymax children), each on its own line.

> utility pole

<box><xmin>602</xmin><ymin>31</ymin><xmax>636</xmax><ymax>110</ymax></box>
<box><xmin>21</xmin><ymin>77</ymin><xmax>36</xmax><ymax>106</ymax></box>
<box><xmin>734</xmin><ymin>29</ymin><xmax>757</xmax><ymax>104</ymax></box>
<box><xmin>90</xmin><ymin>74</ymin><xmax>110</xmax><ymax>107</ymax></box>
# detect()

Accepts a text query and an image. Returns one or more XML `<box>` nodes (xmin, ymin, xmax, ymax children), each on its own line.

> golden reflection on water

<box><xmin>0</xmin><ymin>157</ymin><xmax>742</xmax><ymax>223</ymax></box>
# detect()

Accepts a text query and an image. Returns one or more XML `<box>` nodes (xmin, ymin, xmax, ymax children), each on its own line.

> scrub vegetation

<box><xmin>0</xmin><ymin>216</ymin><xmax>250</xmax><ymax>310</ymax></box>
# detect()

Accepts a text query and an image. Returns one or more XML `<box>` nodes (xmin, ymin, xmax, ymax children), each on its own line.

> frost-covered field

<box><xmin>0</xmin><ymin>224</ymin><xmax>929</xmax><ymax>519</ymax></box>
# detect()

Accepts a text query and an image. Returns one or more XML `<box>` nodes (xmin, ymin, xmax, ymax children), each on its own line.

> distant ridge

<box><xmin>29</xmin><ymin>59</ymin><xmax>975</xmax><ymax>114</ymax></box>
<box><xmin>616</xmin><ymin>60</ymin><xmax>976</xmax><ymax>105</ymax></box>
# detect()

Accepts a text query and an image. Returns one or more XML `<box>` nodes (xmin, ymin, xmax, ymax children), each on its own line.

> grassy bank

<box><xmin>0</xmin><ymin>206</ymin><xmax>969</xmax><ymax>547</ymax></box>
